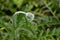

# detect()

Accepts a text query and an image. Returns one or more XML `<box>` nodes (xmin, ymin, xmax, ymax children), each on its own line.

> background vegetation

<box><xmin>0</xmin><ymin>0</ymin><xmax>60</xmax><ymax>40</ymax></box>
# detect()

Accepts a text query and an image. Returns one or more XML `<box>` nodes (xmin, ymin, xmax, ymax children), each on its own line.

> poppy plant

<box><xmin>13</xmin><ymin>11</ymin><xmax>34</xmax><ymax>22</ymax></box>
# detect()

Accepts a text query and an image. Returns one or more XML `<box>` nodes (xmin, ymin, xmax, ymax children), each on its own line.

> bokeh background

<box><xmin>0</xmin><ymin>0</ymin><xmax>60</xmax><ymax>40</ymax></box>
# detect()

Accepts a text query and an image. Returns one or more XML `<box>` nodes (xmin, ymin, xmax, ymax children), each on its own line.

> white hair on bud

<box><xmin>26</xmin><ymin>12</ymin><xmax>34</xmax><ymax>22</ymax></box>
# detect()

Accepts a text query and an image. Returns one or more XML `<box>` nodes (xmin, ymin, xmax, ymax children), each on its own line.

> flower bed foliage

<box><xmin>0</xmin><ymin>0</ymin><xmax>60</xmax><ymax>40</ymax></box>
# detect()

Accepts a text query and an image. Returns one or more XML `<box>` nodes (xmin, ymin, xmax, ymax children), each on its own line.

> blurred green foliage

<box><xmin>0</xmin><ymin>0</ymin><xmax>60</xmax><ymax>40</ymax></box>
